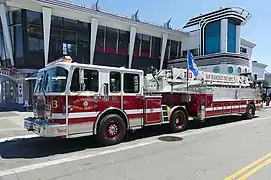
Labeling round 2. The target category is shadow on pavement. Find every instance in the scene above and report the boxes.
[0,115,256,159]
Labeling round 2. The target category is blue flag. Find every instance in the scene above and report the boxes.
[187,51,199,77]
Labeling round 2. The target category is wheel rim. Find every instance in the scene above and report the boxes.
[175,113,184,127]
[249,108,253,115]
[105,121,120,138]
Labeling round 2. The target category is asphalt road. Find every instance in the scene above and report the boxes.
[1,109,271,180]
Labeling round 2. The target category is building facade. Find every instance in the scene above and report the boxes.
[0,0,188,109]
[0,1,264,110]
[168,7,255,72]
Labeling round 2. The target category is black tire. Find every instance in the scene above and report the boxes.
[97,114,126,146]
[169,109,188,133]
[244,104,255,119]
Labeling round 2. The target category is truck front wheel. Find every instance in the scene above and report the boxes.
[169,109,188,133]
[97,114,126,146]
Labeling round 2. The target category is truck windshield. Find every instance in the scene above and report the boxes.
[34,67,68,93]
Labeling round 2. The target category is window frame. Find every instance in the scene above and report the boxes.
[70,67,100,93]
[109,71,121,94]
[123,73,140,94]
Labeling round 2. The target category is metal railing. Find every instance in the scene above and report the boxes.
[56,0,183,32]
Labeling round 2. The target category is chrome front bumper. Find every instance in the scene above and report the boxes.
[24,117,67,137]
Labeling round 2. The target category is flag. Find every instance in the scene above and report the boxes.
[187,50,199,77]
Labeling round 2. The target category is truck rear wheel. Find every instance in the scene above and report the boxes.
[244,104,255,119]
[169,109,188,133]
[97,114,126,146]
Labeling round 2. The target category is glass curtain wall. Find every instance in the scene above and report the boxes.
[0,9,23,105]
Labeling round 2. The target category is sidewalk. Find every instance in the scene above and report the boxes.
[262,104,271,109]
[0,111,34,139]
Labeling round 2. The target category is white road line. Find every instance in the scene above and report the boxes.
[0,134,39,143]
[0,141,154,177]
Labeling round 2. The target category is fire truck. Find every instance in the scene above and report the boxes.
[24,56,262,145]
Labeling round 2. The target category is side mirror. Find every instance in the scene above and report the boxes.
[79,68,86,91]
[103,83,109,101]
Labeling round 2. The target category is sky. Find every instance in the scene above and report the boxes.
[80,0,271,70]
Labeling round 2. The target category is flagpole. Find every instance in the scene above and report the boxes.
[186,50,189,91]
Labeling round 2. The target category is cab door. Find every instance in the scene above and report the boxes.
[108,71,121,109]
[122,72,144,128]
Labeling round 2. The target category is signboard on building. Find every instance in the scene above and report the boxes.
[18,83,23,104]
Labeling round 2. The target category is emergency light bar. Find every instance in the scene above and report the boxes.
[46,56,73,66]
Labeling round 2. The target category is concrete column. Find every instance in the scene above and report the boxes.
[0,34,5,59]
[0,3,14,66]
[249,58,253,73]
[236,25,241,53]
[90,18,98,65]
[220,19,228,53]
[128,26,136,69]
[42,7,52,66]
[160,33,168,70]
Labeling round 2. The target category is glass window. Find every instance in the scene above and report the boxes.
[62,30,76,43]
[165,40,170,59]
[204,20,221,54]
[11,25,23,58]
[41,67,68,93]
[96,25,105,52]
[228,66,234,74]
[63,18,78,31]
[213,66,220,73]
[190,49,198,56]
[51,15,62,29]
[77,22,90,64]
[84,69,99,92]
[170,40,178,59]
[27,10,42,25]
[110,71,121,93]
[50,29,62,40]
[227,22,236,53]
[244,68,248,73]
[182,50,187,57]
[28,36,44,52]
[70,68,99,92]
[141,34,151,57]
[237,67,242,73]
[105,27,118,54]
[133,33,141,56]
[240,47,247,53]
[151,36,161,59]
[124,73,139,93]
[62,31,76,57]
[34,71,45,93]
[27,25,43,36]
[62,43,76,57]
[118,30,129,55]
[49,39,62,62]
[62,43,72,55]
[9,10,22,25]
[78,21,90,41]
[178,41,182,58]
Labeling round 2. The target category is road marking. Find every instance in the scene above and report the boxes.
[0,116,270,177]
[224,152,271,180]
[237,158,271,180]
[0,134,39,143]
[0,141,154,177]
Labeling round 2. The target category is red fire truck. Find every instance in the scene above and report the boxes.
[24,56,262,145]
